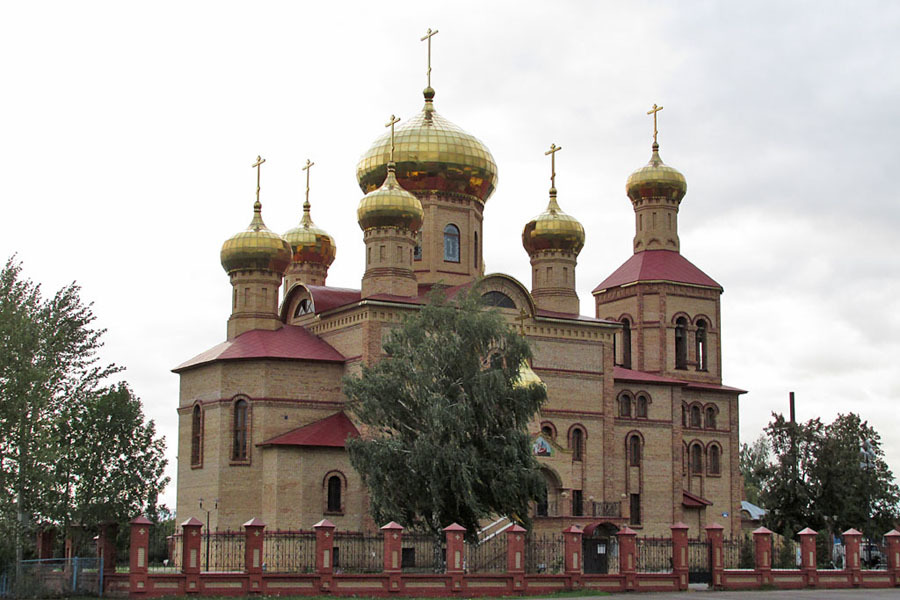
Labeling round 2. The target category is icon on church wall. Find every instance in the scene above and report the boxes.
[532,436,552,457]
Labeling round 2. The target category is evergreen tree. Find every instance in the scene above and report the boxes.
[345,290,547,542]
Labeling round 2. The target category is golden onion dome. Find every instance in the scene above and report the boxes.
[283,200,336,267]
[514,359,544,390]
[356,87,498,203]
[626,142,687,202]
[221,200,292,275]
[357,162,424,231]
[522,189,586,255]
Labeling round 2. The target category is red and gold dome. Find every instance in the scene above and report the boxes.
[221,201,292,275]
[626,142,687,202]
[522,189,585,256]
[283,201,336,267]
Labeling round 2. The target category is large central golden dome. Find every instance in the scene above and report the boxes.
[356,88,498,203]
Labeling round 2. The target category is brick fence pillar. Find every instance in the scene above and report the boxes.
[98,522,118,574]
[181,517,203,594]
[314,518,336,595]
[705,523,724,589]
[563,525,583,590]
[617,526,637,591]
[885,529,900,585]
[798,527,817,587]
[129,516,152,595]
[753,527,773,585]
[381,521,403,573]
[671,522,689,591]
[444,523,466,594]
[36,527,56,560]
[507,524,526,594]
[244,517,265,593]
[843,528,862,586]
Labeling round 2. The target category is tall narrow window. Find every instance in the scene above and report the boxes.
[708,445,721,475]
[232,399,249,461]
[327,475,342,512]
[690,443,703,473]
[690,405,702,428]
[629,435,641,466]
[696,319,708,371]
[191,405,202,467]
[705,406,717,429]
[636,394,649,418]
[443,224,460,262]
[630,493,641,525]
[572,490,584,516]
[675,317,688,369]
[473,231,479,268]
[571,428,584,461]
[619,394,632,418]
[414,231,422,261]
[541,424,555,440]
[621,318,632,369]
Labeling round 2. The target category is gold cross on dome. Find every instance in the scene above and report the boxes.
[252,155,266,202]
[647,104,663,144]
[420,28,439,88]
[385,114,401,162]
[302,159,315,206]
[545,143,562,189]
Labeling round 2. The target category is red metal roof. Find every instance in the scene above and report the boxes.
[306,286,362,313]
[613,367,746,394]
[682,489,713,507]
[173,325,345,372]
[592,250,721,292]
[259,412,360,448]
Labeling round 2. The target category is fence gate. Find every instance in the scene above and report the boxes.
[583,537,610,574]
[687,539,711,584]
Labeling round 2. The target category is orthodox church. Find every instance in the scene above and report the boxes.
[174,38,745,545]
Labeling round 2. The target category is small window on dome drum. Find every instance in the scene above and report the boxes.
[443,224,460,262]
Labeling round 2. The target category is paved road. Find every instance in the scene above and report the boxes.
[588,589,899,599]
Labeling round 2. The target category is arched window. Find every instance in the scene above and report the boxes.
[571,428,584,461]
[327,475,342,512]
[629,435,642,467]
[293,298,312,317]
[540,423,555,440]
[481,291,516,308]
[695,319,708,371]
[705,405,717,429]
[636,394,649,418]
[191,404,202,467]
[473,231,479,268]
[708,444,721,475]
[682,404,687,427]
[675,317,688,369]
[619,393,632,418]
[621,318,632,369]
[690,443,703,473]
[232,399,249,462]
[690,404,702,428]
[443,224,460,262]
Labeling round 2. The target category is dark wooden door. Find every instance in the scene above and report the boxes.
[583,538,609,574]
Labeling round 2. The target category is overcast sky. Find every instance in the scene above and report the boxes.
[2,1,898,511]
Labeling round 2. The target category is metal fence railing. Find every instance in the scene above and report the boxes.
[466,534,507,573]
[0,558,102,598]
[524,533,565,574]
[263,530,316,573]
[334,532,383,573]
[400,533,445,573]
[636,537,672,573]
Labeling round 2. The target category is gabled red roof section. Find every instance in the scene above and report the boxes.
[259,412,360,448]
[682,489,713,507]
[173,325,345,372]
[306,286,362,313]
[593,250,721,293]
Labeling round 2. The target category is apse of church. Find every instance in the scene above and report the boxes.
[174,30,744,540]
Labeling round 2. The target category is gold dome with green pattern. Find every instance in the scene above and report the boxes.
[221,201,292,275]
[283,201,336,267]
[626,142,687,202]
[357,163,425,231]
[356,88,498,203]
[522,189,585,255]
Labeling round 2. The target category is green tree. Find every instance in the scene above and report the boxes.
[740,434,770,506]
[0,257,168,563]
[344,290,547,542]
